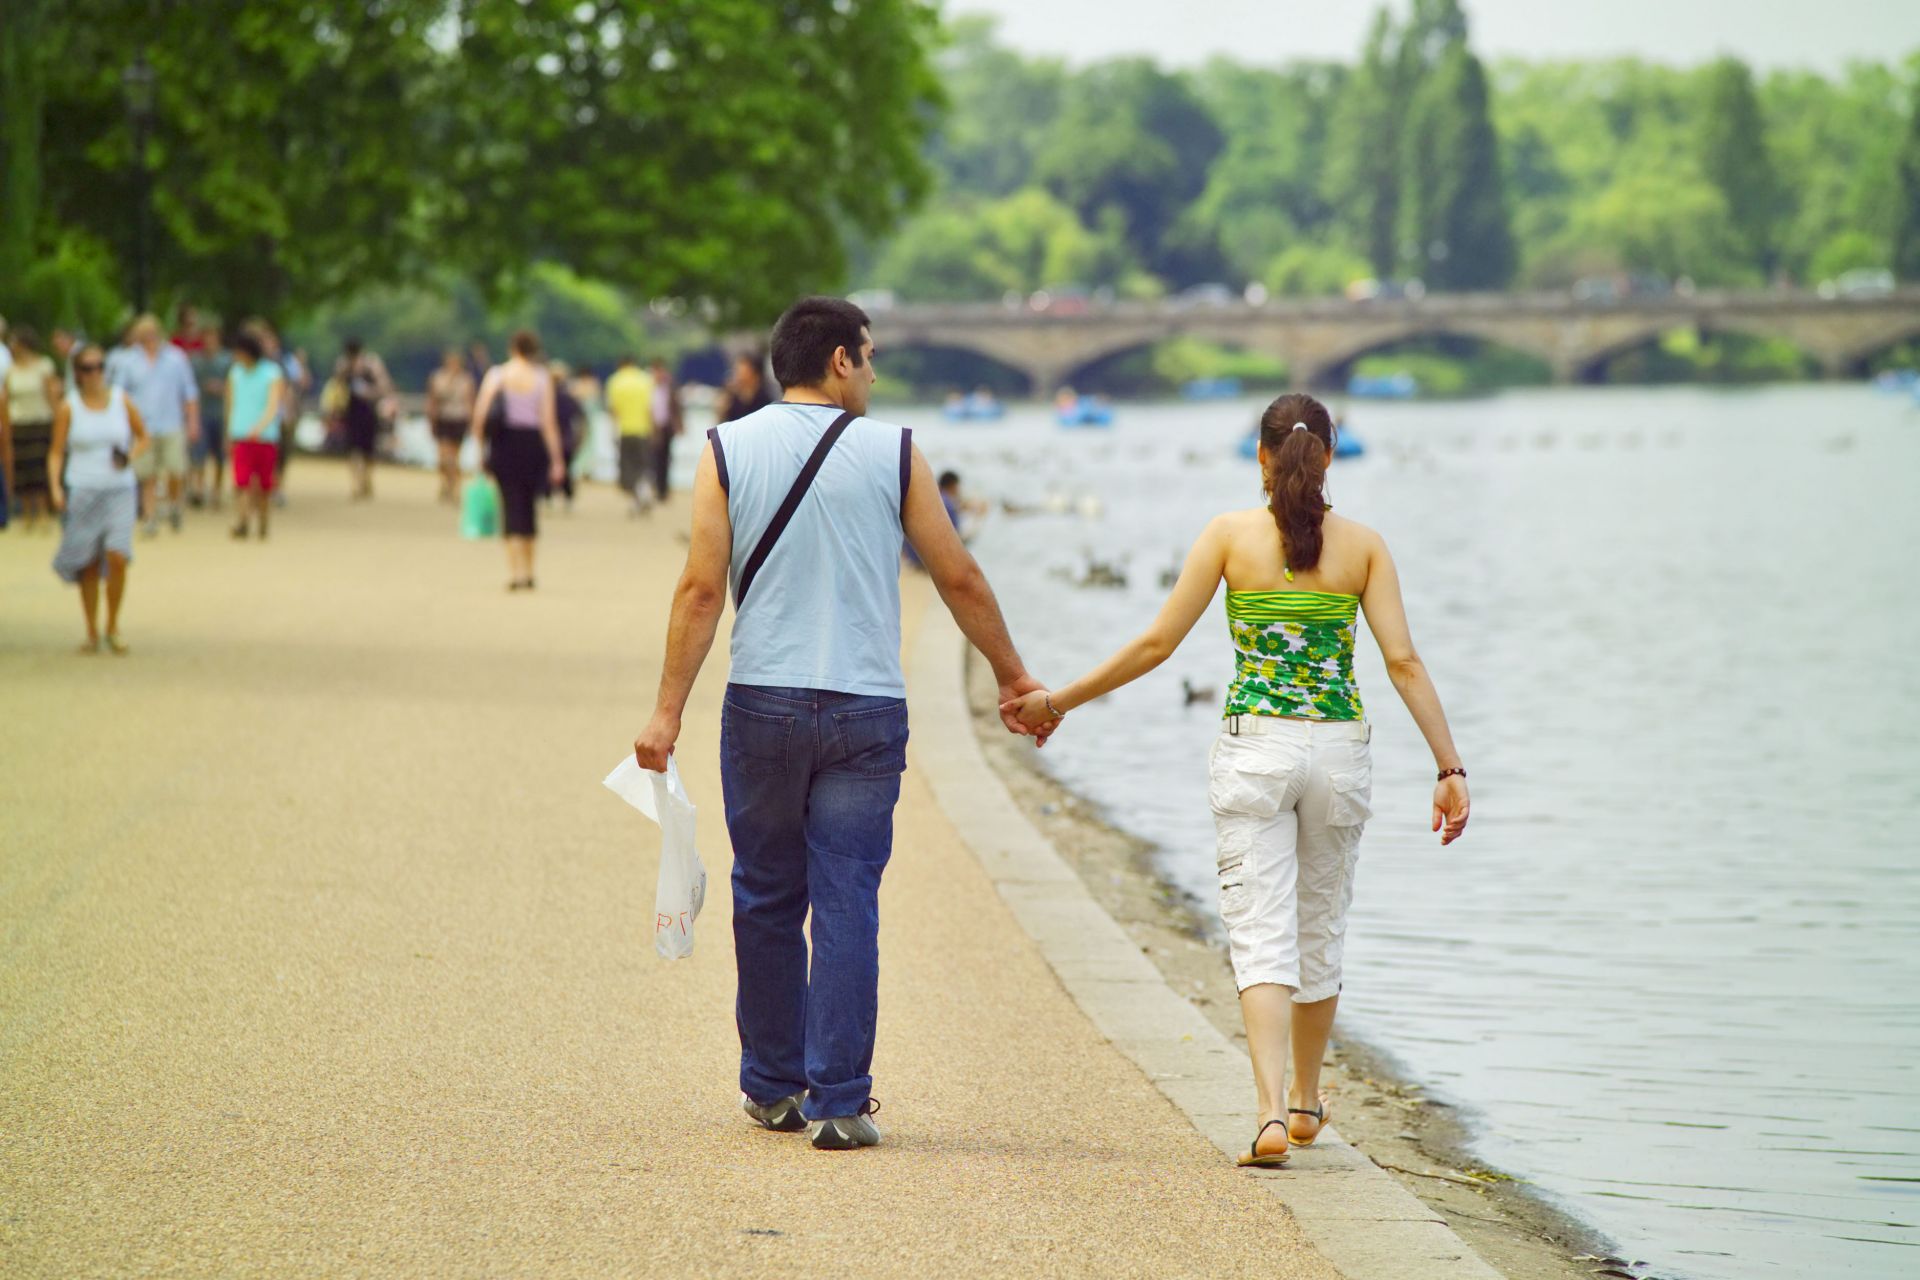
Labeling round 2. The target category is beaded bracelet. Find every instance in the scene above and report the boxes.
[1045,693,1065,720]
[1437,767,1467,782]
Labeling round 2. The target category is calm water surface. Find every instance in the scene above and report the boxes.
[899,385,1920,1280]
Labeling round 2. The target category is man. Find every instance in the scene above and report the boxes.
[187,328,232,509]
[632,297,1049,1151]
[605,354,655,514]
[648,356,684,500]
[112,314,200,535]
[0,315,12,381]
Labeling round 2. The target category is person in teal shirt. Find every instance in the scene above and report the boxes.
[225,332,284,540]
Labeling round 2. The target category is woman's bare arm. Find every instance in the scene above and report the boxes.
[1014,517,1230,721]
[1359,531,1470,843]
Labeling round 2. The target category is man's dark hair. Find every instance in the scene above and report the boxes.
[770,296,870,389]
[938,470,961,490]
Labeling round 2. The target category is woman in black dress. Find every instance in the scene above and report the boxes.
[468,330,565,591]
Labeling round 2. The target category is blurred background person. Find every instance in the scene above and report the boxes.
[469,330,565,591]
[48,344,148,654]
[225,331,284,541]
[426,347,476,503]
[549,359,584,512]
[112,314,199,536]
[605,353,655,515]
[186,328,231,510]
[716,351,771,422]
[648,355,683,501]
[3,325,65,533]
[332,337,392,500]
[250,321,306,508]
[171,304,208,353]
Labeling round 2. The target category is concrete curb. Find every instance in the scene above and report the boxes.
[908,606,1502,1280]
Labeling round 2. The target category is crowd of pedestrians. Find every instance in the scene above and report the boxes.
[2,298,698,644]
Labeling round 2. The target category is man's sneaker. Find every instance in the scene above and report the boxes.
[741,1091,808,1133]
[809,1098,882,1150]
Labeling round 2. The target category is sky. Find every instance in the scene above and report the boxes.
[945,0,1920,74]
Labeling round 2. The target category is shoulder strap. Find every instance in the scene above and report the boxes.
[734,409,856,609]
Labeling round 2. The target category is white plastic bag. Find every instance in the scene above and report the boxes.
[603,754,707,959]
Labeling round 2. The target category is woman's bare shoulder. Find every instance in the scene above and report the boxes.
[1325,510,1384,549]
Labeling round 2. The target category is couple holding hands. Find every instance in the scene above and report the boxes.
[633,296,1468,1161]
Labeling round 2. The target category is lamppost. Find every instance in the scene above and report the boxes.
[122,53,156,314]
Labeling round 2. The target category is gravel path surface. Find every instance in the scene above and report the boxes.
[1,461,1338,1279]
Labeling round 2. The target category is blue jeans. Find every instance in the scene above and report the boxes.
[720,683,909,1121]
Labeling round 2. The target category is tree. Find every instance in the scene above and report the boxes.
[924,17,1063,198]
[11,0,942,328]
[1896,80,1920,280]
[1398,47,1515,289]
[1327,9,1404,277]
[1034,59,1223,284]
[1698,57,1784,276]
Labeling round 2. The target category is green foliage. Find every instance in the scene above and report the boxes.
[1399,47,1515,288]
[1698,58,1784,272]
[1898,82,1920,279]
[869,189,1134,300]
[7,0,941,330]
[1264,244,1372,298]
[1034,60,1224,280]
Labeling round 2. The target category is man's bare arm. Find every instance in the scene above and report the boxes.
[634,442,732,769]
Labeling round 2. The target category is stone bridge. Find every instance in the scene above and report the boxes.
[876,288,1920,391]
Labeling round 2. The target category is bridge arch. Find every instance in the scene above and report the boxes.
[1295,324,1557,389]
[1570,320,1827,383]
[879,338,1038,397]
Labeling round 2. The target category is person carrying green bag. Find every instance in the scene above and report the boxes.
[460,473,499,539]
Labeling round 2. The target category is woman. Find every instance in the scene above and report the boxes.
[1006,393,1471,1169]
[47,345,149,654]
[468,330,565,590]
[332,337,391,500]
[3,326,66,532]
[716,352,772,422]
[225,331,285,540]
[425,347,476,503]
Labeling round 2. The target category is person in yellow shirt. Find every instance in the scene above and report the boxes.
[605,354,655,515]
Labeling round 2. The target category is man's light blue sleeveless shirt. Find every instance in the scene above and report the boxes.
[712,402,911,698]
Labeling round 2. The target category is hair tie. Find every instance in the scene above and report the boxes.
[1292,422,1309,432]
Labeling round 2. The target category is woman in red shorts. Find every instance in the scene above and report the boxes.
[226,331,285,540]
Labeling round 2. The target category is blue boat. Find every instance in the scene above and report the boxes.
[1182,376,1243,400]
[1873,369,1918,395]
[1347,372,1418,399]
[1056,396,1115,428]
[942,391,1006,421]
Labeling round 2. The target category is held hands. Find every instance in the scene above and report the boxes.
[1432,775,1470,845]
[633,710,680,773]
[549,458,567,487]
[998,678,1064,746]
[1006,689,1057,731]
[997,675,1061,747]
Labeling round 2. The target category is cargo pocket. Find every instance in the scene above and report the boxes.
[1326,768,1373,827]
[1207,737,1291,820]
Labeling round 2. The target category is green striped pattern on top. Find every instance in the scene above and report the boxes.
[1221,590,1364,722]
[1225,590,1359,624]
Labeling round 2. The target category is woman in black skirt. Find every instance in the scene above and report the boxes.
[468,330,565,590]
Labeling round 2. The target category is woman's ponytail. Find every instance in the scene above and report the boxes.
[1258,392,1335,574]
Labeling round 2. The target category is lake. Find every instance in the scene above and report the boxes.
[897,384,1920,1280]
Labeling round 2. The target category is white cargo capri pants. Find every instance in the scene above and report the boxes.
[1208,715,1372,1002]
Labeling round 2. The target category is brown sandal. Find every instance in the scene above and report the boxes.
[1235,1118,1290,1168]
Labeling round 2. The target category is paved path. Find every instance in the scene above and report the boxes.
[1,462,1338,1278]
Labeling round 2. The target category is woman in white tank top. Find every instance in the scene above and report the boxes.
[47,345,149,654]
